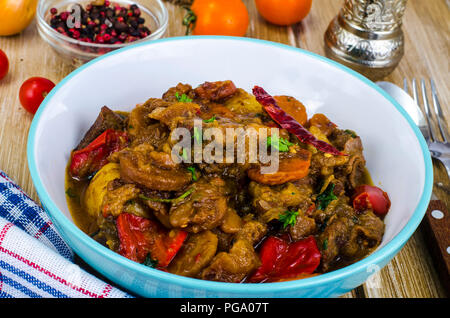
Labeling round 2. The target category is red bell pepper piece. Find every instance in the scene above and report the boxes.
[252,86,345,156]
[69,129,128,178]
[116,213,187,268]
[352,185,391,216]
[249,236,321,283]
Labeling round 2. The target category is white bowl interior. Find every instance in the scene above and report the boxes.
[31,38,425,251]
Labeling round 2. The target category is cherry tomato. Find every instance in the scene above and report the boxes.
[116,213,187,267]
[19,77,55,114]
[189,0,249,36]
[352,185,391,216]
[255,0,312,26]
[0,49,9,80]
[249,236,321,283]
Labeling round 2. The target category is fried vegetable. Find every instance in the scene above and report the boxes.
[168,230,218,277]
[84,163,121,217]
[247,150,312,185]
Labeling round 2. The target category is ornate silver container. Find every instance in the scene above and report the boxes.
[324,0,408,81]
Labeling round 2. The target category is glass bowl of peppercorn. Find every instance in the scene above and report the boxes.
[37,0,168,64]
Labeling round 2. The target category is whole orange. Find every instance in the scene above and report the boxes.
[190,0,249,36]
[255,0,312,26]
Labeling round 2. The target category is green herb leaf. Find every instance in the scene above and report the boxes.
[175,92,193,103]
[143,253,158,268]
[316,183,338,210]
[65,188,77,198]
[181,148,188,161]
[344,129,357,138]
[279,210,299,229]
[267,135,293,152]
[187,166,198,181]
[139,188,194,204]
[322,239,328,250]
[193,127,202,144]
[203,115,216,123]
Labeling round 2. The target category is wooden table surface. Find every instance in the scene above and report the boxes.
[0,0,448,298]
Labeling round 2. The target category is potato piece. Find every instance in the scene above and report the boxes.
[220,208,242,234]
[84,163,120,217]
[224,88,263,115]
[168,231,218,277]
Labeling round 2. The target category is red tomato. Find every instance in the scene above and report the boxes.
[249,236,321,283]
[255,0,312,26]
[19,77,55,114]
[0,49,9,80]
[116,213,187,267]
[352,185,391,216]
[70,129,128,179]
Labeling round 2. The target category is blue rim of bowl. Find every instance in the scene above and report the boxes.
[27,36,433,295]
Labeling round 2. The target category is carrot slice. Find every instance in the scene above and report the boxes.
[248,149,311,185]
[274,95,307,126]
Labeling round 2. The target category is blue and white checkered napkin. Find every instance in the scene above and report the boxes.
[0,170,132,298]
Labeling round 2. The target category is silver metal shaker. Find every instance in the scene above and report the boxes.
[324,0,408,81]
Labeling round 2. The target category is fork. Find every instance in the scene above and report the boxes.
[403,78,450,178]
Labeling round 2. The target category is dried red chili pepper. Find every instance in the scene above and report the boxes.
[116,213,188,267]
[69,129,128,178]
[249,235,321,283]
[252,86,345,156]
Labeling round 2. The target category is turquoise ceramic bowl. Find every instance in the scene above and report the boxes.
[27,37,433,297]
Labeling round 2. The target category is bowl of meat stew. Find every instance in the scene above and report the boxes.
[27,37,433,297]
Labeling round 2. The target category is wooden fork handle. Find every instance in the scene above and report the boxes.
[421,200,450,293]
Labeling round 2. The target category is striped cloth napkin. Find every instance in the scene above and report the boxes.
[0,170,132,298]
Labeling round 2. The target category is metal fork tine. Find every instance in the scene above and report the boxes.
[403,78,408,93]
[430,79,449,142]
[419,78,436,141]
[412,78,419,104]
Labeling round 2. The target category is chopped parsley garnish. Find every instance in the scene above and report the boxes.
[267,135,293,152]
[143,253,158,268]
[344,129,357,138]
[187,166,198,181]
[175,92,193,103]
[203,115,216,123]
[181,148,189,161]
[322,239,328,250]
[139,188,194,204]
[65,188,77,198]
[279,210,299,229]
[193,127,202,144]
[316,183,337,210]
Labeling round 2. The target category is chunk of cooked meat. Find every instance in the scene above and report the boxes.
[101,183,141,217]
[318,216,352,272]
[149,102,200,130]
[249,181,313,215]
[75,106,125,150]
[168,230,218,277]
[220,208,243,234]
[200,239,260,283]
[127,99,170,148]
[169,177,229,233]
[234,219,267,245]
[289,212,316,241]
[317,202,384,271]
[162,83,194,102]
[341,211,384,259]
[194,80,237,102]
[119,144,192,191]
